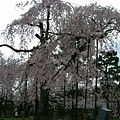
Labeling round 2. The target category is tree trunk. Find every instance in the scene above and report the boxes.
[34,79,39,120]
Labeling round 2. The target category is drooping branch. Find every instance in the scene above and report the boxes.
[51,39,88,81]
[0,44,38,52]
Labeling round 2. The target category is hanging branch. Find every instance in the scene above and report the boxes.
[84,37,90,113]
[51,37,89,81]
[94,39,99,120]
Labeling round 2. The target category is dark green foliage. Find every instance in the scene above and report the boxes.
[98,50,120,82]
[97,50,120,108]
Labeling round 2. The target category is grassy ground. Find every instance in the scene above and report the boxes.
[0,118,33,120]
[0,117,119,120]
[112,118,119,120]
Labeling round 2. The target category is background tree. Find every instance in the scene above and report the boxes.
[0,53,24,116]
[97,50,120,116]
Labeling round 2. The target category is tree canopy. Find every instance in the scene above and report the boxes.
[0,0,120,119]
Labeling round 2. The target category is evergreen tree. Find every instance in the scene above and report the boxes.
[97,50,120,108]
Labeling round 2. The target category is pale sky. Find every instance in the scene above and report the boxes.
[0,0,120,31]
[0,0,120,57]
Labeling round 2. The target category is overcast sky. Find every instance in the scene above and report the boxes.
[0,0,120,57]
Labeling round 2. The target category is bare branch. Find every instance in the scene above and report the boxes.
[51,67,63,81]
[45,5,50,40]
[48,31,77,37]
[0,44,38,52]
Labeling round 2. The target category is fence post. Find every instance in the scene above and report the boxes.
[83,113,87,120]
[21,111,24,120]
[53,110,58,120]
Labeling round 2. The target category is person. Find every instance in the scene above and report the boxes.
[14,108,18,117]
